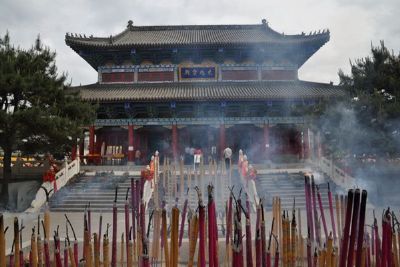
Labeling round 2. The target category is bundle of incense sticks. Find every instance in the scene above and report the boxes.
[5,169,400,266]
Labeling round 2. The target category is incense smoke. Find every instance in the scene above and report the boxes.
[317,102,400,209]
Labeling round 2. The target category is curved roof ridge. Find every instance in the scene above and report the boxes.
[73,79,338,90]
[65,20,330,43]
[70,80,344,102]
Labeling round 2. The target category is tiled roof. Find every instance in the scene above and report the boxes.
[65,22,330,48]
[71,81,344,102]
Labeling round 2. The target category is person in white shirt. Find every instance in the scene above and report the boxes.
[223,146,232,170]
[211,145,217,162]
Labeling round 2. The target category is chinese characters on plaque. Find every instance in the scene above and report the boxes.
[180,66,216,80]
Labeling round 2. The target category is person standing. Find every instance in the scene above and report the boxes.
[135,149,141,165]
[241,155,248,178]
[223,146,232,170]
[194,148,202,170]
[246,164,257,186]
[238,149,244,168]
[211,145,217,163]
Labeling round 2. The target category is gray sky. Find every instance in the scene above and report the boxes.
[1,0,399,86]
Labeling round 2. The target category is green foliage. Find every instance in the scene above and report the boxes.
[0,32,96,203]
[0,32,95,155]
[321,41,400,157]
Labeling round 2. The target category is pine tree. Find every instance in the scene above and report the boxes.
[0,33,95,207]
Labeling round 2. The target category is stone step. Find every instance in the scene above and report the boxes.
[49,172,335,213]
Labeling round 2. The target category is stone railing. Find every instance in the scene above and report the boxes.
[316,156,356,189]
[25,158,80,213]
[0,158,50,180]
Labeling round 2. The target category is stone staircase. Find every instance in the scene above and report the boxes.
[48,174,137,212]
[256,172,335,210]
[48,171,336,213]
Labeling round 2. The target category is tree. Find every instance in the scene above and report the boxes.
[322,41,400,157]
[0,33,96,207]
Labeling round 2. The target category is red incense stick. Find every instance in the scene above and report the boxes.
[245,195,253,267]
[179,189,189,247]
[327,183,337,242]
[316,185,328,239]
[111,187,118,267]
[125,188,130,258]
[347,189,361,267]
[196,187,206,267]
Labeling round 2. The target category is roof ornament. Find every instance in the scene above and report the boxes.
[127,20,134,30]
[109,35,113,44]
[261,18,268,25]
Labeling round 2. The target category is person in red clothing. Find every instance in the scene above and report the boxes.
[43,166,56,183]
[247,165,257,186]
[238,149,244,169]
[241,155,248,178]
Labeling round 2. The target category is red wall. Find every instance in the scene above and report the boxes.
[102,72,134,83]
[138,72,174,82]
[221,70,258,80]
[261,70,297,80]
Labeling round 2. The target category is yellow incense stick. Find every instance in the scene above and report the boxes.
[31,230,38,267]
[120,234,124,267]
[103,235,110,267]
[326,233,333,267]
[37,234,43,267]
[127,240,133,267]
[44,208,50,241]
[188,215,199,267]
[68,244,77,267]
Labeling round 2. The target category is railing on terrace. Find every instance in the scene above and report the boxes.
[25,158,80,212]
[316,156,356,189]
[0,158,50,181]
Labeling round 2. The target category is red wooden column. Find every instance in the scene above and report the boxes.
[263,123,270,160]
[303,127,310,159]
[71,142,77,160]
[89,125,95,155]
[79,140,84,162]
[219,124,226,158]
[128,125,135,163]
[172,124,178,160]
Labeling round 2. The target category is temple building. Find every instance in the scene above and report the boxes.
[66,19,344,164]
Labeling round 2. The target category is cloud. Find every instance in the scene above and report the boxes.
[1,0,399,86]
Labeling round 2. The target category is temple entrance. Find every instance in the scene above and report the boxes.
[269,125,302,162]
[179,125,218,164]
[180,125,217,148]
[136,126,171,162]
[226,124,263,163]
[96,126,128,156]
